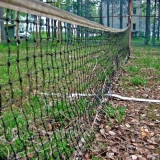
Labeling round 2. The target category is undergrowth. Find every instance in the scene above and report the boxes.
[105,103,126,125]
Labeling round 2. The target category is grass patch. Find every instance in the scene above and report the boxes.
[0,96,95,159]
[92,155,101,160]
[128,66,140,74]
[0,29,129,158]
[105,103,126,125]
[132,76,147,86]
[119,44,160,89]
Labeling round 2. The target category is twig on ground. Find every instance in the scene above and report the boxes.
[91,110,99,131]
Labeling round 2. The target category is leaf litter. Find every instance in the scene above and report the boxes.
[85,47,160,160]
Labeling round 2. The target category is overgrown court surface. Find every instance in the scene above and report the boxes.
[86,45,160,160]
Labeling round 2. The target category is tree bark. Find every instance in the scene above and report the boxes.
[100,0,103,25]
[85,0,89,37]
[16,12,20,40]
[120,0,123,29]
[54,20,57,39]
[152,0,156,46]
[0,7,5,41]
[144,0,150,45]
[157,0,160,40]
[80,0,84,38]
[46,18,50,39]
[107,0,110,27]
[77,0,80,38]
[58,0,61,43]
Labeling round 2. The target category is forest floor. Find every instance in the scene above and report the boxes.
[85,45,160,160]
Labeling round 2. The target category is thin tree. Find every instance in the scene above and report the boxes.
[157,0,160,40]
[100,0,103,25]
[16,11,20,40]
[0,7,5,41]
[120,0,123,29]
[77,0,81,38]
[81,0,85,38]
[107,0,110,27]
[144,0,151,45]
[57,0,61,43]
[66,0,72,45]
[152,0,156,46]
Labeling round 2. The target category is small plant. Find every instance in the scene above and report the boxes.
[132,76,147,86]
[92,155,101,160]
[105,103,126,125]
[128,66,140,74]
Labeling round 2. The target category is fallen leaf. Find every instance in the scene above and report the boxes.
[125,123,131,128]
[111,147,117,153]
[105,125,111,132]
[48,123,52,131]
[147,145,155,149]
[140,126,150,139]
[147,139,157,145]
[95,133,101,138]
[131,118,138,123]
[100,128,105,135]
[132,155,137,160]
[99,124,104,129]
[106,152,114,159]
[132,143,141,147]
[137,155,146,160]
[85,153,90,159]
[147,122,155,126]
[108,131,116,136]
[106,140,117,146]
[131,139,136,142]
[96,137,103,141]
[150,132,155,136]
[147,155,156,159]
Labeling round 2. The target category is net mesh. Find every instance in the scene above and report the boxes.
[0,1,129,159]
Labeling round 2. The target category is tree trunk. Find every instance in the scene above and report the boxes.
[100,0,103,25]
[120,0,123,29]
[77,0,80,38]
[16,11,20,40]
[54,20,57,39]
[157,0,160,40]
[46,0,50,39]
[81,0,84,38]
[58,0,61,43]
[144,0,150,45]
[107,0,110,27]
[46,18,50,39]
[34,15,38,47]
[66,0,72,45]
[85,0,89,37]
[152,0,156,46]
[0,7,5,41]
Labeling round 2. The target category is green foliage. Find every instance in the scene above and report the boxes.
[128,66,140,74]
[92,155,101,160]
[105,103,126,125]
[0,95,95,159]
[132,76,147,86]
